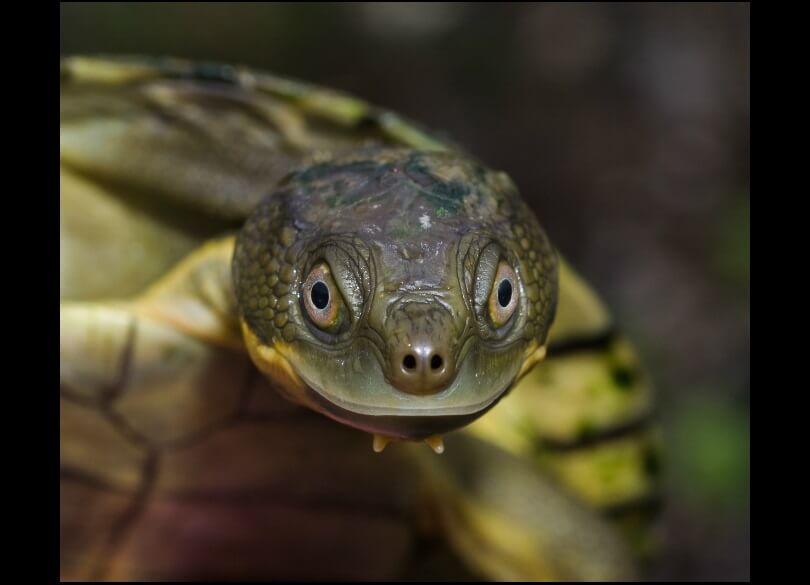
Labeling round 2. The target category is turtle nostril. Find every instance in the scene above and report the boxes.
[403,354,417,370]
[390,346,454,395]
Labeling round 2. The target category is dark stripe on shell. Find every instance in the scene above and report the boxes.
[547,327,617,357]
[535,413,653,453]
[601,493,664,519]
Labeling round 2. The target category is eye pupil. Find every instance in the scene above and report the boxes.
[311,281,329,309]
[497,279,512,308]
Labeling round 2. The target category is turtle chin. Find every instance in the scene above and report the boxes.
[284,336,527,441]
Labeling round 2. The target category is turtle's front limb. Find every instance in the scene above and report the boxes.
[60,304,251,580]
[60,243,426,579]
[407,434,638,581]
[60,296,417,581]
[61,234,243,405]
[60,234,251,435]
[60,235,249,579]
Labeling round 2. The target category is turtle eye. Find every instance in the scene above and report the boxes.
[488,261,519,328]
[303,263,344,331]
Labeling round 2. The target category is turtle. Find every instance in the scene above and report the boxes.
[60,55,662,581]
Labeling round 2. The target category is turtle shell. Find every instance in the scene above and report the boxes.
[61,55,465,580]
[60,55,452,301]
[60,56,658,580]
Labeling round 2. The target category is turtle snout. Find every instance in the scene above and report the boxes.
[391,340,455,395]
[385,302,459,396]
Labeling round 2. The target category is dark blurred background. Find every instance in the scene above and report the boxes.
[61,3,750,580]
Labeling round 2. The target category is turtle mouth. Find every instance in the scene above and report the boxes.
[298,375,508,440]
[241,320,526,440]
[288,341,522,440]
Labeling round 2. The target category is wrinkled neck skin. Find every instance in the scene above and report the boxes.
[234,147,558,444]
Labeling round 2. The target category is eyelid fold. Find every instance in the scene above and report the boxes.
[301,238,374,327]
[471,242,502,309]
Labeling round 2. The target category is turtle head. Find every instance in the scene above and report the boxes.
[233,148,558,445]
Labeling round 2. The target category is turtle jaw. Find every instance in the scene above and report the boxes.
[241,319,547,447]
[297,340,549,442]
[277,336,527,432]
[297,375,508,441]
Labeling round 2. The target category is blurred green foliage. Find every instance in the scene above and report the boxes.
[713,196,751,289]
[669,395,749,510]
